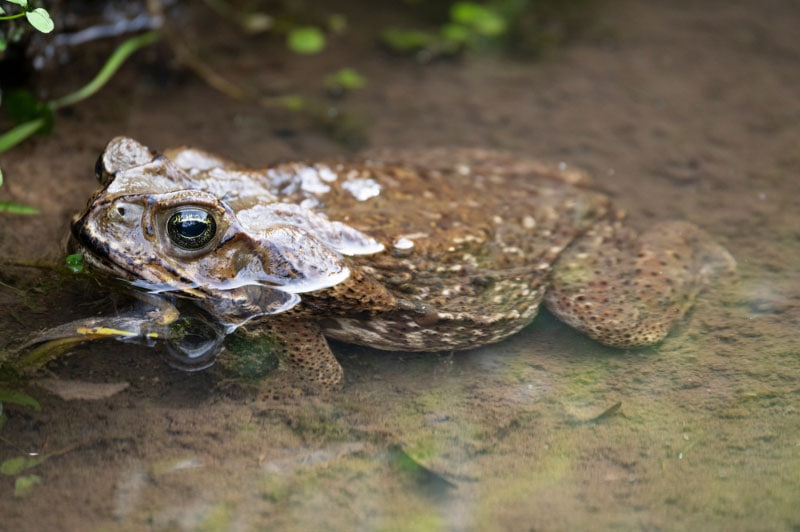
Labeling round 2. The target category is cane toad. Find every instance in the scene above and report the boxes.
[68,137,735,390]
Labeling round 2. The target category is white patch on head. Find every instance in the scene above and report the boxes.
[170,149,229,171]
[392,233,425,254]
[317,166,338,182]
[298,166,331,194]
[342,178,381,201]
[393,237,414,250]
[272,267,351,295]
[203,168,277,202]
[299,197,319,209]
[236,202,384,256]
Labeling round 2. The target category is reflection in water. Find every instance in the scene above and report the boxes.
[162,315,226,371]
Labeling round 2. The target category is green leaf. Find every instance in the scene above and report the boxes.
[0,388,40,410]
[441,22,471,44]
[25,8,54,34]
[0,119,49,154]
[381,28,437,52]
[65,253,85,273]
[14,474,42,497]
[278,94,306,112]
[0,201,39,214]
[325,68,366,91]
[4,89,43,123]
[0,457,27,476]
[5,0,28,8]
[1,455,45,476]
[451,2,507,37]
[287,27,325,54]
[2,90,55,141]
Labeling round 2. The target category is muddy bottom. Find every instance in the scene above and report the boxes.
[1,0,799,530]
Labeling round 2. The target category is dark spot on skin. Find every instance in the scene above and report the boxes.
[415,311,440,327]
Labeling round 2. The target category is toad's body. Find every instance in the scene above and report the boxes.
[70,138,735,389]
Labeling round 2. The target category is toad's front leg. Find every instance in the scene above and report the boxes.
[220,318,344,399]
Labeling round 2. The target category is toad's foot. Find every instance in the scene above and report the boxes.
[221,318,344,399]
[545,220,736,347]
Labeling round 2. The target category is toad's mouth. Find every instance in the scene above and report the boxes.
[67,233,142,286]
[68,211,170,290]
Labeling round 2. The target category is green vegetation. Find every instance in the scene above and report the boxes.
[13,474,41,497]
[325,68,367,95]
[0,386,40,411]
[0,28,160,214]
[0,31,160,154]
[64,254,84,274]
[1,454,47,476]
[0,383,44,496]
[0,0,53,51]
[382,0,599,61]
[382,1,512,58]
[287,26,326,54]
[0,1,54,213]
[0,169,37,213]
[0,434,77,497]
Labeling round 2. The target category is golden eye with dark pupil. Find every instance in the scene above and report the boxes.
[167,208,216,250]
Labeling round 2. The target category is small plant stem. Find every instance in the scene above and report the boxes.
[0,13,26,22]
[162,29,252,101]
[0,259,60,270]
[50,31,161,110]
[0,118,45,153]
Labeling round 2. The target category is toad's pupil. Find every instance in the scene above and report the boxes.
[179,216,206,237]
[168,208,216,249]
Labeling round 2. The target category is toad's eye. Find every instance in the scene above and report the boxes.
[167,208,217,250]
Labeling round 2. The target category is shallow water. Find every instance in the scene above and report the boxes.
[1,0,799,530]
